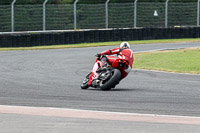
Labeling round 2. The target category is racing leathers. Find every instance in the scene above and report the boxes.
[100,47,134,80]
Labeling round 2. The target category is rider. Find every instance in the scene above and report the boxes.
[96,42,134,81]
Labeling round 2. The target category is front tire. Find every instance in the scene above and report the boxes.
[81,73,90,89]
[100,69,121,91]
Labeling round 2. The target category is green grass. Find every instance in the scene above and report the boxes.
[134,48,200,74]
[1,38,200,51]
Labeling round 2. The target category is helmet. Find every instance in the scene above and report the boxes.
[120,42,130,49]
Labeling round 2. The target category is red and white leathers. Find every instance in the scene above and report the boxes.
[100,47,134,80]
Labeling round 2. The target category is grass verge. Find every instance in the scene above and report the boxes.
[0,38,200,51]
[133,47,200,74]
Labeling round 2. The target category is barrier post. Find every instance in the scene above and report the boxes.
[11,0,17,32]
[105,0,110,28]
[74,0,79,30]
[43,0,48,31]
[165,0,170,28]
[134,0,138,28]
[197,0,200,26]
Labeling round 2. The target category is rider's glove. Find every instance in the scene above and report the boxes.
[95,53,101,57]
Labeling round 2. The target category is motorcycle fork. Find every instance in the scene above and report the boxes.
[88,72,94,86]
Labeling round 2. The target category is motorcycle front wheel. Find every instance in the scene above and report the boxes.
[99,69,121,91]
[80,73,91,89]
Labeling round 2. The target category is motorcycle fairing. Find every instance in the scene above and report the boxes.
[88,61,100,86]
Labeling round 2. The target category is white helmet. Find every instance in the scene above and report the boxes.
[120,42,130,49]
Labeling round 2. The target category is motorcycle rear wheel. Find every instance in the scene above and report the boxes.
[100,69,121,91]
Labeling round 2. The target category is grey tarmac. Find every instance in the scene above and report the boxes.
[0,42,200,132]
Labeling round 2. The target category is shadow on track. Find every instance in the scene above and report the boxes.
[82,88,136,91]
[111,88,135,91]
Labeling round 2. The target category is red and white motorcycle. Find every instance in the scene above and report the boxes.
[81,55,129,91]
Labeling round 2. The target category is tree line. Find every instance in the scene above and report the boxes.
[0,0,198,5]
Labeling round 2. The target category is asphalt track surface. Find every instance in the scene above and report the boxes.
[1,42,200,132]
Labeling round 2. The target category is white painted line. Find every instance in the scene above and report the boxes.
[0,105,200,125]
[133,46,200,54]
[133,68,200,76]
[133,48,182,54]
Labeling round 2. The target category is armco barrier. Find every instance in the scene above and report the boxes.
[0,27,200,47]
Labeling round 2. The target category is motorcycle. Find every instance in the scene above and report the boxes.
[80,55,129,91]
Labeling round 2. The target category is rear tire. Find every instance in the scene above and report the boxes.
[100,69,121,91]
